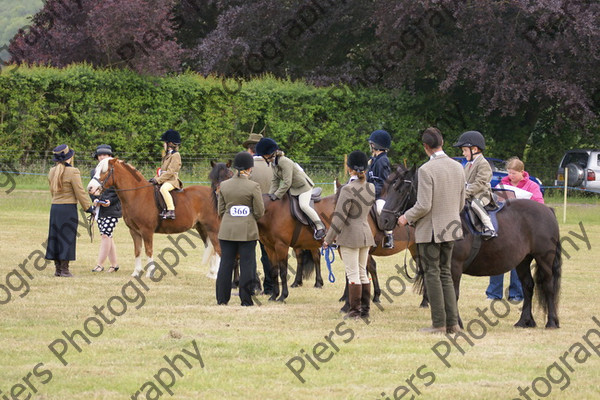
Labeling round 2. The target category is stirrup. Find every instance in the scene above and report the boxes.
[314,229,326,240]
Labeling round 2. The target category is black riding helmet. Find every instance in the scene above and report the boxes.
[368,130,392,150]
[160,129,181,144]
[255,137,278,157]
[93,144,113,160]
[453,130,485,150]
[233,151,254,170]
[347,150,369,172]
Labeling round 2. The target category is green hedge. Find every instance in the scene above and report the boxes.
[0,64,422,172]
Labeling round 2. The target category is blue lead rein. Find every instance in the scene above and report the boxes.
[321,244,338,283]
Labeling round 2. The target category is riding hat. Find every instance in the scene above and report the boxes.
[368,130,392,150]
[347,150,369,172]
[243,133,263,148]
[255,138,278,156]
[52,144,75,162]
[453,130,486,150]
[160,129,181,144]
[93,144,113,160]
[233,151,255,170]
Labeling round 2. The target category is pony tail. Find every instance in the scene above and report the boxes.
[50,163,66,193]
[357,170,366,181]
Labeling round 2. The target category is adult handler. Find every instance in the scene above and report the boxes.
[397,128,465,334]
[243,132,274,294]
[216,152,265,306]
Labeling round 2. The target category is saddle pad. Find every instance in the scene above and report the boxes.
[463,201,506,236]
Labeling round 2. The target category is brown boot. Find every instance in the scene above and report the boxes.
[59,260,73,277]
[360,283,371,319]
[344,284,362,319]
[53,260,61,277]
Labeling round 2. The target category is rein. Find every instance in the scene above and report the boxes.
[321,244,338,283]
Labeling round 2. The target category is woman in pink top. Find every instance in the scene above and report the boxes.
[499,157,544,204]
[486,157,544,301]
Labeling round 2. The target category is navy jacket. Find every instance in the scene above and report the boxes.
[367,152,391,199]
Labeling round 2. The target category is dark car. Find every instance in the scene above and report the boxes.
[453,157,543,190]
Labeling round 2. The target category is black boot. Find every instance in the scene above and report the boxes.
[344,284,362,319]
[54,260,61,277]
[383,233,394,249]
[59,260,73,277]
[360,283,371,319]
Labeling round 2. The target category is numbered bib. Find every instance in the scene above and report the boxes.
[230,205,250,217]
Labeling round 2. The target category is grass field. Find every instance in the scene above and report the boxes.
[1,185,600,400]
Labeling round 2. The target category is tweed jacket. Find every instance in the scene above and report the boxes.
[269,155,314,199]
[218,174,265,241]
[156,150,182,189]
[250,155,273,194]
[465,154,492,206]
[404,153,466,243]
[48,165,92,209]
[324,179,376,248]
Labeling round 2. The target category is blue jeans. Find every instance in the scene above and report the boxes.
[486,269,523,300]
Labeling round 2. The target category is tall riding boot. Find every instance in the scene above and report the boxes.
[59,260,73,277]
[360,283,371,319]
[344,284,362,319]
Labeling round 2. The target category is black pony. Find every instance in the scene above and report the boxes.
[379,166,562,328]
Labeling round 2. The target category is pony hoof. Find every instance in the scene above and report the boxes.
[276,296,286,302]
[373,296,381,304]
[146,271,154,278]
[268,295,277,302]
[514,321,536,328]
[314,284,323,289]
[291,282,301,288]
[131,270,142,277]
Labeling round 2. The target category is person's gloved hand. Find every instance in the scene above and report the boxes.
[85,206,94,214]
[149,178,157,185]
[269,194,279,201]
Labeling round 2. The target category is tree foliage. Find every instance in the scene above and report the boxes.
[5,0,600,163]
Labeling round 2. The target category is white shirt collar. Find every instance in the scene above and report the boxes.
[430,150,445,160]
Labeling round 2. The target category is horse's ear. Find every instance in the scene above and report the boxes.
[210,160,216,167]
[410,164,417,175]
[226,160,232,168]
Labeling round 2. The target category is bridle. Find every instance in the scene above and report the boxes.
[381,177,417,218]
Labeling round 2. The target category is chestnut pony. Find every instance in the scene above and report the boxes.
[379,165,562,328]
[87,157,221,278]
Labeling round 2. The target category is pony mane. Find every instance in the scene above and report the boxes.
[118,160,146,182]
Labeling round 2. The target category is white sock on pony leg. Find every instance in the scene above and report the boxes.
[146,257,156,278]
[132,256,143,277]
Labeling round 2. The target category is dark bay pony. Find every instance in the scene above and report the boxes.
[379,166,562,328]
[87,157,221,278]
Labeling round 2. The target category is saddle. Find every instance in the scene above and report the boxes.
[289,187,322,227]
[463,194,507,237]
[153,185,184,216]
